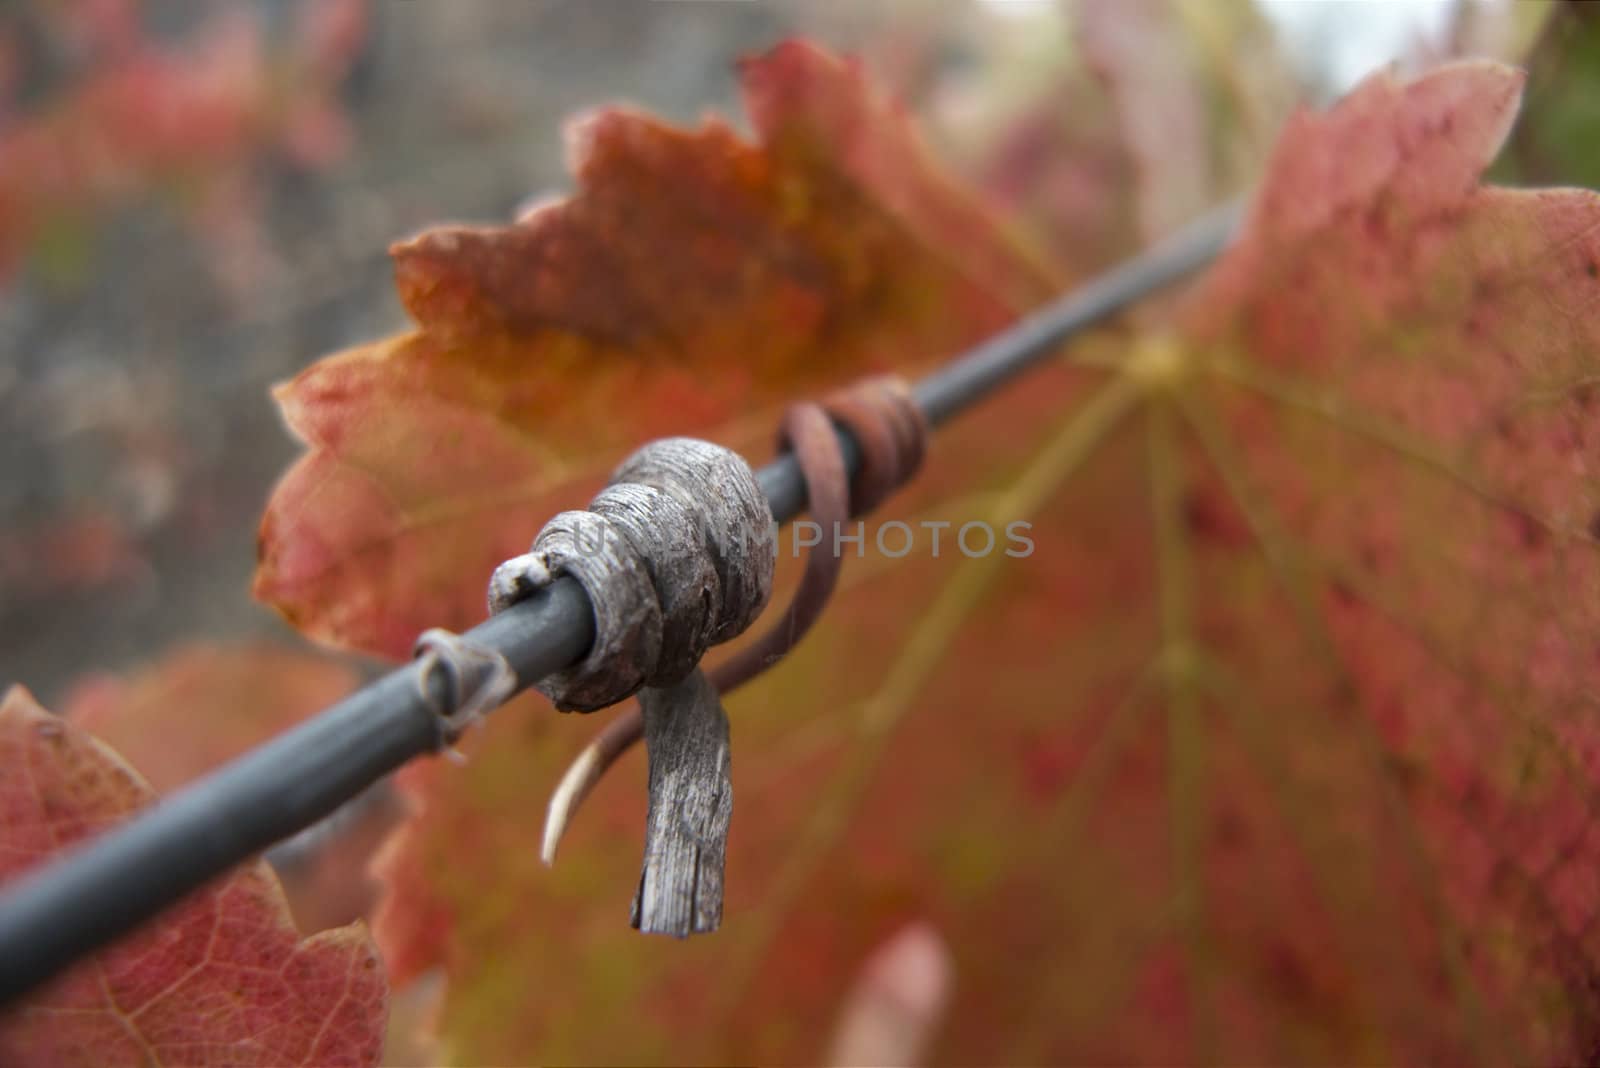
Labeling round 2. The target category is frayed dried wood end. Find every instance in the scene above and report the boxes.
[630,668,731,937]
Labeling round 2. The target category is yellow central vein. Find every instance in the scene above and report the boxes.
[1146,397,1217,1063]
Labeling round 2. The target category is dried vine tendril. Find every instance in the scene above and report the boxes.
[496,376,927,935]
[486,436,775,935]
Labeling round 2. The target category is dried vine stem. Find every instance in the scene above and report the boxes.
[540,377,927,862]
[488,436,776,934]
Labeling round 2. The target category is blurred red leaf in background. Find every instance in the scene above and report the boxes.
[0,687,386,1066]
[0,0,365,284]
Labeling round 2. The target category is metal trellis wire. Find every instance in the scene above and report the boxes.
[0,201,1242,1007]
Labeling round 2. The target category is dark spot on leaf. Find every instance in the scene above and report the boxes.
[1382,752,1422,794]
[1587,508,1600,542]
[1488,858,1519,904]
[1511,511,1545,551]
[1182,488,1249,549]
[1018,734,1072,802]
[1363,203,1388,240]
[1265,941,1317,1008]
[1211,806,1248,850]
[1328,679,1360,720]
[1427,959,1454,997]
[1587,259,1598,280]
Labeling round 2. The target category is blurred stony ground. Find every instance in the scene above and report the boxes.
[0,1,999,701]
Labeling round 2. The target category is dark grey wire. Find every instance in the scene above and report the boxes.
[0,203,1239,1007]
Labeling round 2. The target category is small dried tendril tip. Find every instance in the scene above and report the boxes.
[540,711,642,864]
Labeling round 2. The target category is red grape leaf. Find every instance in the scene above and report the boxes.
[363,58,1600,1064]
[0,687,387,1066]
[254,39,1059,660]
